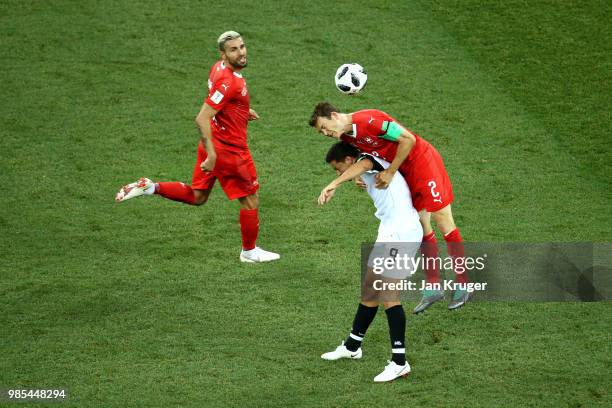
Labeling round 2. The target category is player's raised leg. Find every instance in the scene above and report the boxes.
[155,183,211,205]
[410,146,467,311]
[154,143,216,205]
[413,210,444,314]
[432,204,469,310]
[116,142,215,205]
[116,177,211,205]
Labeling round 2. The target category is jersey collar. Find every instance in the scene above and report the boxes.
[344,123,357,138]
[219,61,243,78]
[232,71,243,78]
[342,124,358,139]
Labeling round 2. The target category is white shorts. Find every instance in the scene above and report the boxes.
[367,223,423,279]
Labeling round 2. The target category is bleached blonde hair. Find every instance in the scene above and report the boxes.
[217,31,242,51]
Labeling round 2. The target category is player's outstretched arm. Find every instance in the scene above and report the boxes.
[195,103,219,172]
[375,127,415,189]
[318,159,373,205]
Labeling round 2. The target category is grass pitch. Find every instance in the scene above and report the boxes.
[1,1,611,407]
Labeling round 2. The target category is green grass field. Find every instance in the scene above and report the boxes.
[1,0,611,406]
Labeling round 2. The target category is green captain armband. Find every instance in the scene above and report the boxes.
[380,121,403,142]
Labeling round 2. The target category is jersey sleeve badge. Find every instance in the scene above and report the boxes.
[211,90,224,104]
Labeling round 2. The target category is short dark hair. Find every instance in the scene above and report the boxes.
[309,102,339,127]
[325,142,360,163]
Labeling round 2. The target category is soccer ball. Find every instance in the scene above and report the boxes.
[335,63,368,95]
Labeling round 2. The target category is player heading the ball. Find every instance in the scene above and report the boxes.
[310,102,469,311]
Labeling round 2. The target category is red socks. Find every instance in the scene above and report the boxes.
[154,185,259,251]
[421,231,439,284]
[421,229,468,284]
[444,228,468,284]
[239,209,259,251]
[156,182,197,205]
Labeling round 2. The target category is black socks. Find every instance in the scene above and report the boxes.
[385,305,406,365]
[344,303,378,352]
[343,303,407,366]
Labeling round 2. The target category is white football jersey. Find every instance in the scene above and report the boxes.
[358,154,422,242]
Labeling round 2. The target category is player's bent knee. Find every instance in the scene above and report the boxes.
[193,190,211,206]
[193,198,208,206]
[239,194,259,210]
[432,205,456,234]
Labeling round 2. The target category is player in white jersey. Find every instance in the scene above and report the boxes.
[317,142,423,383]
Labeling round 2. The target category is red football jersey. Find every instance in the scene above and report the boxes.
[341,109,453,212]
[205,60,250,151]
[340,109,431,164]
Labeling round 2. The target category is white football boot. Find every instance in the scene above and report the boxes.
[321,342,362,361]
[115,178,154,202]
[239,247,280,263]
[373,360,411,382]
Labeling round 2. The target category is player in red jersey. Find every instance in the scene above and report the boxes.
[116,31,279,263]
[309,102,468,311]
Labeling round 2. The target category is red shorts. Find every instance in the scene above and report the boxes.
[400,146,454,212]
[192,142,259,200]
